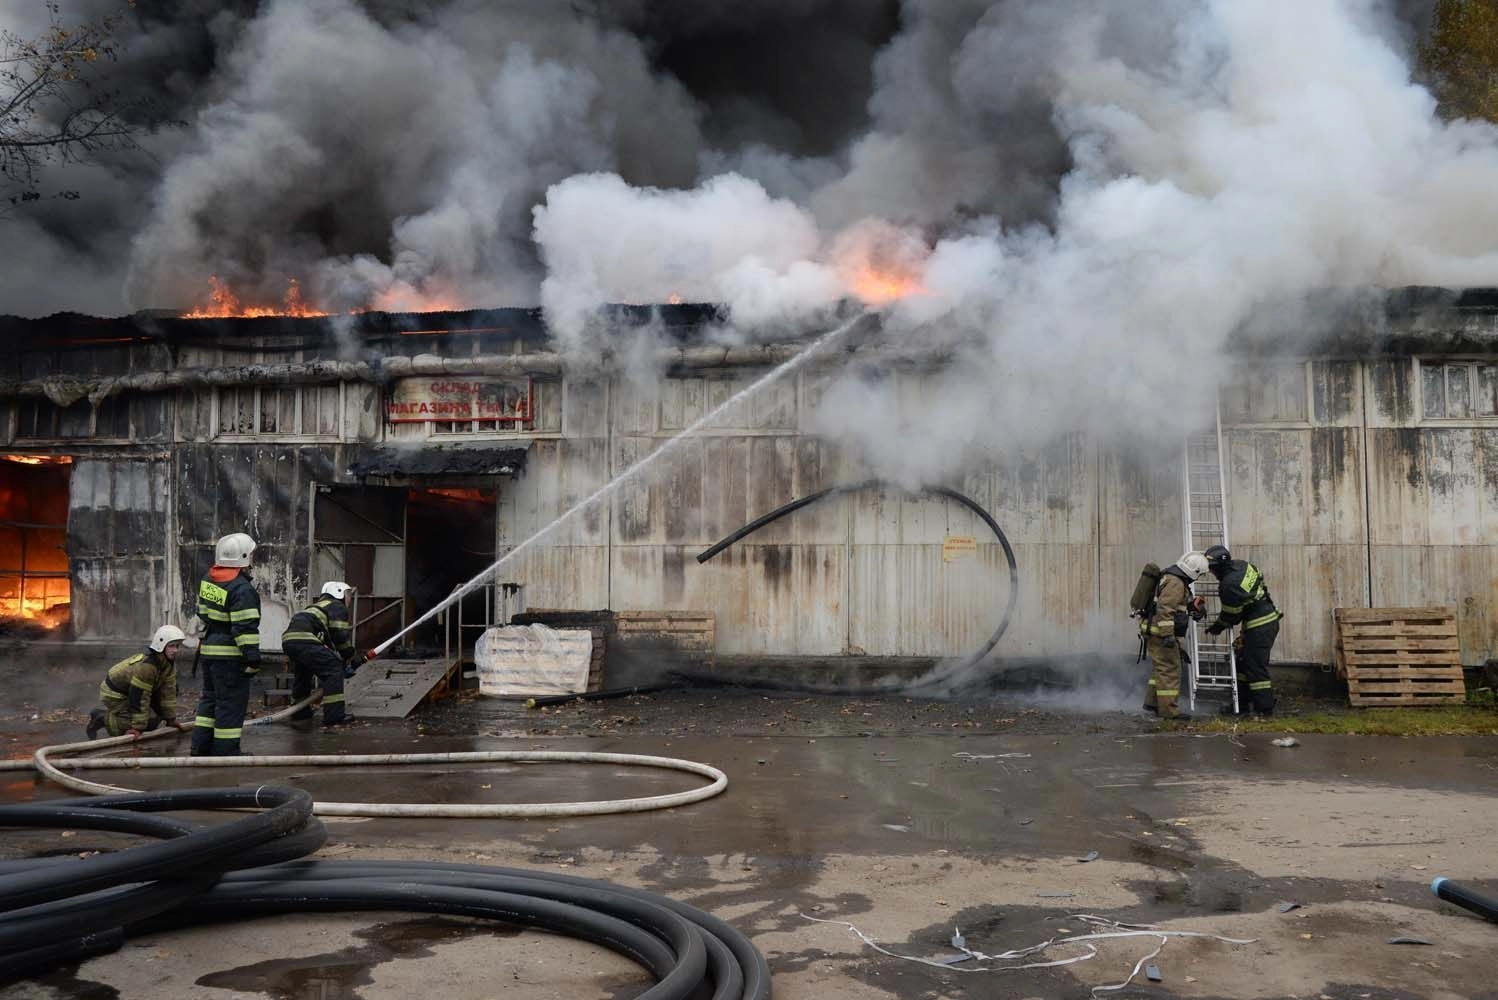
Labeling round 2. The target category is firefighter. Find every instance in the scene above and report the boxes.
[191,532,261,756]
[86,626,192,739]
[1203,545,1283,716]
[1141,551,1209,721]
[282,581,368,727]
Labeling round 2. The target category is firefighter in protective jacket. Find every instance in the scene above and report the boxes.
[282,581,366,727]
[1204,545,1283,716]
[191,532,261,756]
[1141,552,1209,720]
[86,626,190,739]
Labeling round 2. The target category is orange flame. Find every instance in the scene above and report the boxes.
[846,266,924,305]
[832,220,928,306]
[0,597,68,628]
[182,277,329,319]
[366,284,463,314]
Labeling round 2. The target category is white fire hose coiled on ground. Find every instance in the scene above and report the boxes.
[1,692,728,819]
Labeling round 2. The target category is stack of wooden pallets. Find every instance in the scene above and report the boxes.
[1333,606,1466,707]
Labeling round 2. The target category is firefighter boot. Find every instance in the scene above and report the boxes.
[85,708,106,740]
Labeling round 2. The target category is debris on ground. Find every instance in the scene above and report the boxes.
[1278,902,1302,913]
[1387,935,1434,946]
[1272,737,1300,747]
[1145,964,1163,982]
[1078,851,1099,863]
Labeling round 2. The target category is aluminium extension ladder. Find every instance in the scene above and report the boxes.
[1182,401,1239,714]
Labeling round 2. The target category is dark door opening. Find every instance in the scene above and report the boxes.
[0,455,72,635]
[404,487,497,658]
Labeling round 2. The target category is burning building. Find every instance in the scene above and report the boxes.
[0,290,1493,679]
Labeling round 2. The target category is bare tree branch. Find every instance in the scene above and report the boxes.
[1,3,156,211]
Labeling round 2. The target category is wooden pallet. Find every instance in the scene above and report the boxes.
[1333,607,1465,706]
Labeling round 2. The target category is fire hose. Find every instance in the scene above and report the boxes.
[1431,877,1498,922]
[0,690,728,818]
[687,480,1019,696]
[0,786,771,998]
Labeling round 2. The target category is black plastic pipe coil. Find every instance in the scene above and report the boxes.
[0,787,771,998]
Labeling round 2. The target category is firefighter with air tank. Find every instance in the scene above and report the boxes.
[1133,552,1210,721]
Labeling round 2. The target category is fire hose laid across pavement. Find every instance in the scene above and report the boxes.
[0,785,771,997]
[0,692,729,818]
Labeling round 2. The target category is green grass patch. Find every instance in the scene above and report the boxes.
[1182,702,1498,736]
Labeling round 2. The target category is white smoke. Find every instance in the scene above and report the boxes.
[533,172,842,347]
[6,0,1498,473]
[536,0,1498,478]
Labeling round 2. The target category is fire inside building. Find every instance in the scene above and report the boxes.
[0,292,1493,679]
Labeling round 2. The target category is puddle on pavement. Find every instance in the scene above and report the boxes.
[195,918,508,999]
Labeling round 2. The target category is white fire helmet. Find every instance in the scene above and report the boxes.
[320,581,353,601]
[1177,551,1210,581]
[214,532,257,568]
[150,625,187,653]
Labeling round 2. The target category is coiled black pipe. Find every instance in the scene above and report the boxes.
[694,480,1019,695]
[0,788,770,998]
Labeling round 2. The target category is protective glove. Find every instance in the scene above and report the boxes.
[126,728,142,739]
[1188,597,1207,621]
[343,663,358,679]
[1205,622,1226,636]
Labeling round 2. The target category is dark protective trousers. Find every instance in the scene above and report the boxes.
[190,659,252,756]
[1235,619,1279,715]
[285,639,347,724]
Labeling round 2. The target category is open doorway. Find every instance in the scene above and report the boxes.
[404,487,496,658]
[312,483,496,659]
[0,455,72,636]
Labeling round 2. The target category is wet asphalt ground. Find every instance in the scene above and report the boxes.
[3,687,1498,999]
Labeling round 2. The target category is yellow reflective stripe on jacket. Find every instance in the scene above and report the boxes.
[305,604,329,626]
[234,633,261,647]
[282,631,323,643]
[1244,609,1283,630]
[200,644,242,657]
[229,607,260,622]
[1156,688,1179,697]
[1220,600,1246,613]
[130,676,153,691]
[1248,680,1273,690]
[323,693,346,704]
[197,607,230,621]
[212,727,243,740]
[194,716,215,728]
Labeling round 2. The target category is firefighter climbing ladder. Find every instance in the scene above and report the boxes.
[1183,402,1239,713]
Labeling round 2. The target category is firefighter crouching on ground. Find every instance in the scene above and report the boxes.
[282,581,370,727]
[1141,551,1210,721]
[86,626,192,739]
[1203,545,1283,716]
[191,532,261,756]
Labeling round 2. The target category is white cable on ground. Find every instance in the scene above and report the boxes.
[27,746,728,818]
[800,911,1255,979]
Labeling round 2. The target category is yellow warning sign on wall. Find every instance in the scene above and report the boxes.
[942,535,977,562]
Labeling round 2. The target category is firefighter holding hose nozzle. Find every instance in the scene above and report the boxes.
[282,581,374,728]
